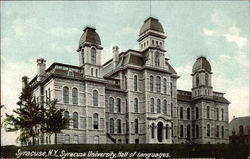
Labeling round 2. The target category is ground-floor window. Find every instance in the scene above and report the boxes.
[64,134,70,144]
[94,136,99,144]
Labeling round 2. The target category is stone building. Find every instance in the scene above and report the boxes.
[30,17,230,144]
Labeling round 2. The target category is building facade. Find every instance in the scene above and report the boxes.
[30,17,230,144]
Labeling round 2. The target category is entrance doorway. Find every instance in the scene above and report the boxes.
[157,122,163,142]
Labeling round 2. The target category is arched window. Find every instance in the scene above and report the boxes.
[110,118,114,133]
[152,40,154,45]
[117,119,121,134]
[157,99,161,113]
[72,88,78,105]
[64,111,69,129]
[93,113,99,129]
[116,98,121,113]
[156,76,161,93]
[152,123,155,138]
[207,124,210,137]
[73,112,78,128]
[124,76,127,89]
[125,99,128,113]
[155,51,160,67]
[196,74,199,86]
[150,76,154,91]
[221,108,224,121]
[91,68,94,76]
[93,90,98,106]
[63,86,69,104]
[134,98,139,113]
[82,49,85,64]
[163,78,167,94]
[91,48,96,64]
[216,108,219,120]
[207,106,210,119]
[187,108,190,120]
[135,119,139,134]
[180,107,183,119]
[196,125,199,138]
[109,97,114,112]
[221,126,224,139]
[171,103,173,117]
[196,107,199,119]
[96,69,98,77]
[166,124,169,139]
[150,98,154,113]
[180,125,184,137]
[134,75,138,91]
[163,100,167,114]
[216,125,220,138]
[73,135,79,144]
[205,73,209,86]
[64,134,70,144]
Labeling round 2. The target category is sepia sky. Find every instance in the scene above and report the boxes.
[1,1,249,145]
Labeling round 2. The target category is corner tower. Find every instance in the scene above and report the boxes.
[77,26,103,77]
[191,56,213,98]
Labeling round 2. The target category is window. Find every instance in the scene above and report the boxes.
[155,52,160,67]
[93,113,99,129]
[91,48,96,64]
[117,119,121,134]
[64,111,69,129]
[150,76,154,91]
[91,68,94,76]
[187,108,190,120]
[196,107,199,119]
[170,83,173,97]
[134,98,139,113]
[216,108,219,120]
[221,126,224,139]
[73,135,79,144]
[196,125,199,138]
[110,118,114,134]
[109,97,114,112]
[180,107,183,119]
[125,99,128,113]
[163,100,167,114]
[152,123,155,138]
[239,125,244,135]
[73,112,78,128]
[150,98,154,113]
[93,90,98,106]
[157,99,161,113]
[152,40,154,45]
[206,106,210,119]
[216,125,219,138]
[124,76,127,89]
[94,136,99,144]
[48,88,51,101]
[45,90,48,103]
[163,78,167,94]
[166,124,169,139]
[63,86,69,104]
[82,50,85,64]
[221,109,224,121]
[135,119,139,134]
[135,139,139,144]
[126,120,129,134]
[96,69,98,77]
[72,88,78,105]
[205,73,209,86]
[207,124,210,137]
[180,125,184,137]
[171,103,173,117]
[64,134,70,144]
[196,74,199,86]
[134,75,138,91]
[116,98,121,113]
[156,76,161,93]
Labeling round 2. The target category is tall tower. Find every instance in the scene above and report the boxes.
[191,56,213,98]
[77,26,103,77]
[137,17,167,68]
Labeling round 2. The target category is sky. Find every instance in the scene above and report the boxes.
[1,1,249,145]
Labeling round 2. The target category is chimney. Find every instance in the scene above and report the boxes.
[37,58,46,81]
[113,46,119,68]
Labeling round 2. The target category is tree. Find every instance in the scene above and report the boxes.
[42,99,68,144]
[4,76,44,145]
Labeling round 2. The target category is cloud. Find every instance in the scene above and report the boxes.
[202,28,218,36]
[223,26,247,49]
